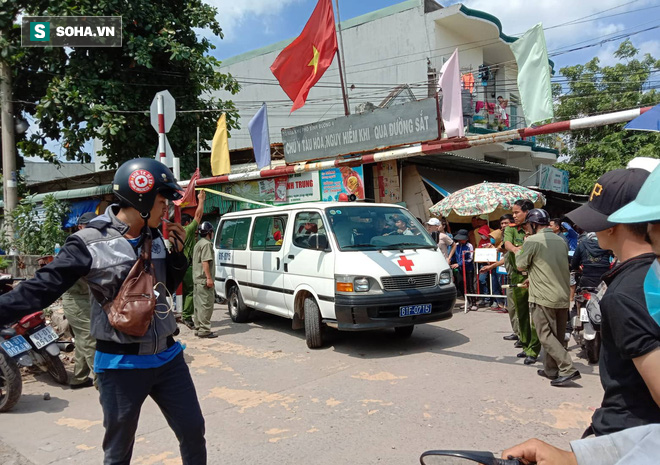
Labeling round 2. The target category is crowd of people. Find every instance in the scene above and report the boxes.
[506,164,659,463]
[423,161,660,463]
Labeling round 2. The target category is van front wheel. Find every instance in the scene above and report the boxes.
[228,285,250,323]
[304,297,323,349]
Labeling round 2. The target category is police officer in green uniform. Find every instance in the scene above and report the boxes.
[192,221,217,338]
[503,199,540,364]
[181,190,206,329]
[516,208,580,386]
[61,212,98,389]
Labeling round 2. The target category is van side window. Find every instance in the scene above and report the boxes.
[216,218,251,250]
[251,215,287,252]
[292,212,328,250]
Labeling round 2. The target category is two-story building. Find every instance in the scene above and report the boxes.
[211,0,560,220]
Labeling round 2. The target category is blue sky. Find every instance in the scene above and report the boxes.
[207,0,660,71]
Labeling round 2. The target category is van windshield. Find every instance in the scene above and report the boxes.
[325,206,437,251]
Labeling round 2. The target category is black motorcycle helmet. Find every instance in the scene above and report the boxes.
[524,208,550,226]
[198,221,214,238]
[113,158,183,217]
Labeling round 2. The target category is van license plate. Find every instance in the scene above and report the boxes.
[29,326,59,350]
[1,335,31,357]
[399,304,431,317]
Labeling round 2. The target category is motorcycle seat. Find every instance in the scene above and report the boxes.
[16,311,45,326]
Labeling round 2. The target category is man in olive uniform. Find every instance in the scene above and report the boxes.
[503,199,540,364]
[181,190,206,329]
[516,209,580,386]
[192,221,217,338]
[61,211,98,389]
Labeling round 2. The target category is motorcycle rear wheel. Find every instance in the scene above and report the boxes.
[585,333,601,364]
[0,353,23,412]
[43,352,68,385]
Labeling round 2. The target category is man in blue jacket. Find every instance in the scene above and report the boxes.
[0,158,206,465]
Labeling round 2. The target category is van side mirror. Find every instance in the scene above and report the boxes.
[307,234,328,251]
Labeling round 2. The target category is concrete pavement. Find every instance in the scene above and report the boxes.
[0,302,602,464]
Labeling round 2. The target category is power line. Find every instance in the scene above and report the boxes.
[541,0,642,31]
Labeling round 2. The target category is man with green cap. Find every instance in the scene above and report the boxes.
[193,221,217,338]
[181,190,206,329]
[516,208,579,386]
[61,211,98,389]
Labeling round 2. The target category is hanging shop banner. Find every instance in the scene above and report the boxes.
[275,171,321,204]
[258,178,275,197]
[282,98,439,163]
[274,176,288,202]
[321,166,365,201]
[219,171,319,209]
[539,165,569,193]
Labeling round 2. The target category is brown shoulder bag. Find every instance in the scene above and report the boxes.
[103,231,157,337]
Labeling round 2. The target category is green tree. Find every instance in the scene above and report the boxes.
[0,0,240,178]
[554,40,660,194]
[0,194,69,255]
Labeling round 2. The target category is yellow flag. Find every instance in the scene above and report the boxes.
[211,113,230,176]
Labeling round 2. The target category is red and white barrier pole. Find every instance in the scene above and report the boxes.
[194,106,653,188]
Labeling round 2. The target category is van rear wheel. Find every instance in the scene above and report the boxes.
[394,325,414,338]
[304,297,323,349]
[228,285,250,323]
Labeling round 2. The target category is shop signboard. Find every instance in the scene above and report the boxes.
[320,166,365,201]
[282,98,439,163]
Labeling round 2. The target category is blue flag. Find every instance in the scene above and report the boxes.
[248,103,271,169]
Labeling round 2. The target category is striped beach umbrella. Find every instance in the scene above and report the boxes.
[430,182,545,222]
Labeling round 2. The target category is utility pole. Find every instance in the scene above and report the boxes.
[0,31,17,249]
[333,0,350,116]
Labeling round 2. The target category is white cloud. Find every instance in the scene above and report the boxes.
[204,0,305,42]
[638,39,660,58]
[595,42,620,66]
[460,0,656,52]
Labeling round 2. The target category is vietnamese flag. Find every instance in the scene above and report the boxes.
[270,0,338,112]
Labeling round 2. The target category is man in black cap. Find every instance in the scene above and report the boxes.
[566,168,660,436]
[450,229,477,311]
[61,211,98,389]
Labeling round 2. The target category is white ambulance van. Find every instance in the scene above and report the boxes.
[214,202,456,348]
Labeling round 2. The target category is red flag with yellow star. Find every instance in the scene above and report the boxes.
[270,0,338,112]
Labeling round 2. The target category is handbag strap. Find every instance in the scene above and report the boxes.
[137,221,153,271]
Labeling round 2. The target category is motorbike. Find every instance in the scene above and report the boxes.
[0,326,24,412]
[0,274,67,404]
[420,450,524,464]
[1,313,69,412]
[571,287,600,364]
[10,310,68,385]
